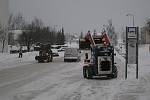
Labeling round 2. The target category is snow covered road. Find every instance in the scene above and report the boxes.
[0,45,150,100]
[0,50,124,100]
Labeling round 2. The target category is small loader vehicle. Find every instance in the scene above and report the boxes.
[83,31,117,79]
[35,44,53,63]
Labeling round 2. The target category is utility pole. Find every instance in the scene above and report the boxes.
[126,13,135,26]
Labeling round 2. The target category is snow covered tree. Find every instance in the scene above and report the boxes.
[80,31,83,38]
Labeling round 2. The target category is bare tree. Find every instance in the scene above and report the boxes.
[31,17,43,29]
[0,23,7,53]
[8,13,14,30]
[8,13,25,30]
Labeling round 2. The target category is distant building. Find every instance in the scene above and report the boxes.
[8,30,23,45]
[0,0,9,52]
[141,27,150,44]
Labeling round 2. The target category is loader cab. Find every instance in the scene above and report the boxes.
[93,45,114,56]
[82,32,117,79]
[93,35,103,44]
[91,45,114,75]
[83,44,117,79]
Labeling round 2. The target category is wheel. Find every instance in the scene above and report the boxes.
[83,67,87,78]
[38,60,43,63]
[77,58,81,62]
[83,67,93,79]
[87,67,93,79]
[111,71,117,78]
[47,59,50,62]
[112,66,118,78]
[47,56,52,62]
[49,56,52,62]
[64,59,67,62]
[114,72,117,78]
[49,59,52,62]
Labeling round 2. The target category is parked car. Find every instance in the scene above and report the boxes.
[58,47,66,52]
[51,49,59,57]
[64,48,80,62]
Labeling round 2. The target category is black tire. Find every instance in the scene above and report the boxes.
[114,72,118,78]
[49,59,52,62]
[83,67,93,79]
[77,58,81,62]
[83,67,87,78]
[87,67,93,79]
[38,60,43,63]
[50,56,53,62]
[47,59,50,62]
[64,59,67,62]
[112,72,117,78]
[112,66,118,78]
[47,56,52,62]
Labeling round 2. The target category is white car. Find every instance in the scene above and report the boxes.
[51,49,59,57]
[58,47,66,52]
[64,48,81,62]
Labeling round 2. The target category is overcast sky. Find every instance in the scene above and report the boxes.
[9,0,150,33]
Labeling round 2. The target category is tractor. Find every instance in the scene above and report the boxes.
[83,31,117,79]
[35,44,53,63]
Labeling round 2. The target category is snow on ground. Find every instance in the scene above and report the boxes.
[0,52,38,71]
[11,53,121,100]
[112,44,150,100]
[0,44,150,100]
[66,41,79,49]
[0,51,64,71]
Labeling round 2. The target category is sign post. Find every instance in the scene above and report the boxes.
[126,27,138,79]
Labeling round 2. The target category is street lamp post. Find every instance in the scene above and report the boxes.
[126,13,135,26]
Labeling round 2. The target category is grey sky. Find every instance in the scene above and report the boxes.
[9,0,150,33]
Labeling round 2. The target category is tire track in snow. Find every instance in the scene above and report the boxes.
[112,73,150,100]
[28,51,124,100]
[12,60,83,100]
[10,51,124,100]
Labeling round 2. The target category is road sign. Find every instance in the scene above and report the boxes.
[126,27,138,79]
[128,27,137,38]
[127,39,137,64]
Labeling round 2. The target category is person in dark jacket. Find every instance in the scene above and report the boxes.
[18,46,23,58]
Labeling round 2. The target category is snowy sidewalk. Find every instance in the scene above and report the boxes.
[0,51,38,71]
[113,44,150,100]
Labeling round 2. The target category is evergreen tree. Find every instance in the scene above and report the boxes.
[80,31,83,38]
